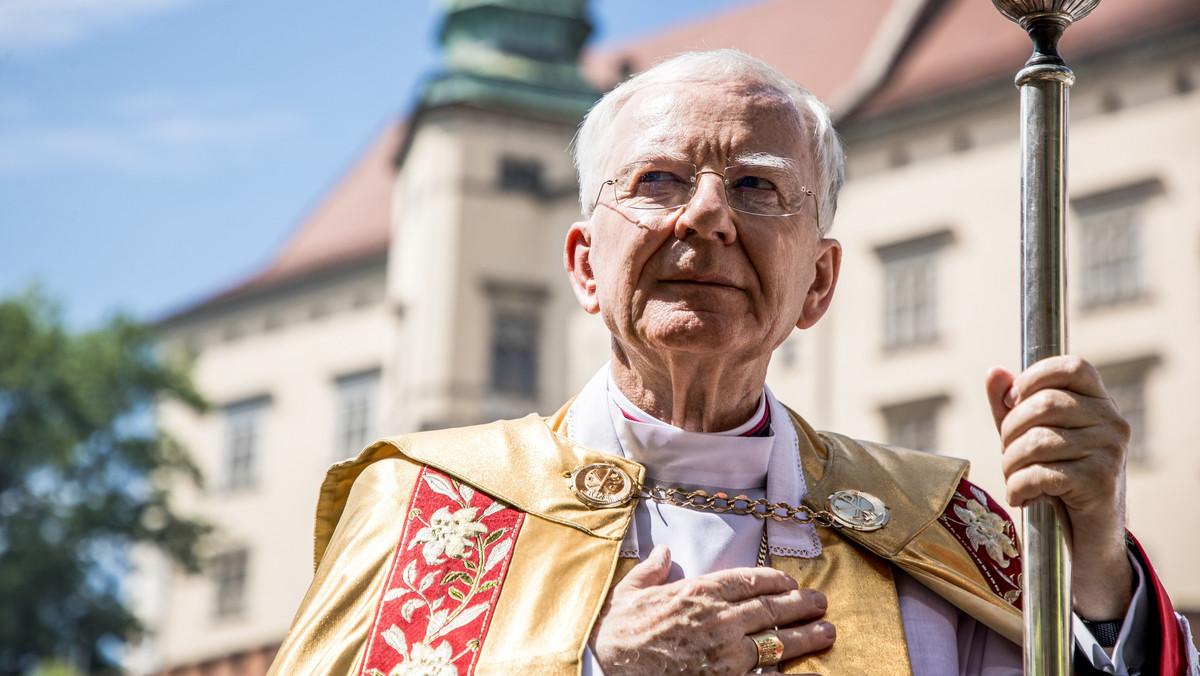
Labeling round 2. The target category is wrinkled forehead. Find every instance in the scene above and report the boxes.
[602,82,811,177]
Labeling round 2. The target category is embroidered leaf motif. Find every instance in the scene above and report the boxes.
[430,596,444,611]
[478,579,498,592]
[458,482,475,505]
[466,639,481,652]
[426,608,450,636]
[463,559,477,572]
[442,571,474,587]
[400,598,423,623]
[402,560,418,587]
[441,603,489,635]
[970,485,988,505]
[482,501,507,518]
[383,624,407,655]
[382,587,408,602]
[424,473,461,502]
[483,539,512,575]
[408,507,421,520]
[483,528,506,547]
[447,587,465,601]
[419,571,437,593]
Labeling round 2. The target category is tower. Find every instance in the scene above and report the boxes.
[386,0,600,432]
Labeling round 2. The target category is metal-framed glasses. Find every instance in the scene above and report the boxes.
[593,159,819,221]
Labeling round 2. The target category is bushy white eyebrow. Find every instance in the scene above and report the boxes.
[616,148,798,171]
[622,144,691,164]
[731,152,797,170]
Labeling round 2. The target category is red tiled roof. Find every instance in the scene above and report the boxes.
[851,0,1200,119]
[238,121,402,291]
[582,0,898,107]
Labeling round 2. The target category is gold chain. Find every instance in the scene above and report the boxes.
[636,484,837,528]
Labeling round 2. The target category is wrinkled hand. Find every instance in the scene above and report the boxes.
[985,355,1133,620]
[590,545,835,676]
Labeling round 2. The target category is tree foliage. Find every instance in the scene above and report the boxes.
[0,290,211,675]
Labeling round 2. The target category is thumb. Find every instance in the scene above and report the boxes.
[616,545,672,591]
[984,366,1017,434]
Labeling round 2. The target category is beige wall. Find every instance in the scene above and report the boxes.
[145,265,390,671]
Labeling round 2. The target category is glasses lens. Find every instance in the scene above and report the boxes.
[724,165,806,216]
[613,160,695,210]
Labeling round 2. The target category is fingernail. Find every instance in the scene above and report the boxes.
[810,591,828,611]
[1004,387,1017,407]
[820,621,836,640]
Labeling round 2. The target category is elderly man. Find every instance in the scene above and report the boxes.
[269,51,1195,675]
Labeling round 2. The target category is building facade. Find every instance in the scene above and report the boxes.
[138,0,1200,672]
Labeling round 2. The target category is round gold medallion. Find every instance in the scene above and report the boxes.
[568,464,634,508]
[825,489,889,532]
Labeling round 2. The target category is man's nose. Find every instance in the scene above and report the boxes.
[673,171,738,243]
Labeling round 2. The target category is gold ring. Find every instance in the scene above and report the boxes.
[749,630,784,669]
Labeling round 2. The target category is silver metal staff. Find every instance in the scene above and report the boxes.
[991,0,1098,673]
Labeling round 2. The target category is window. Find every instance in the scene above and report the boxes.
[1075,180,1159,309]
[1099,358,1157,465]
[882,396,949,453]
[223,397,268,491]
[491,313,539,398]
[484,282,546,402]
[212,547,249,620]
[334,369,380,459]
[878,232,951,349]
[498,156,543,194]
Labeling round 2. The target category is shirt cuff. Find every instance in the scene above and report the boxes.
[1073,549,1149,675]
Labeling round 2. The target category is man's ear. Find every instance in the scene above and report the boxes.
[796,238,841,330]
[565,221,600,315]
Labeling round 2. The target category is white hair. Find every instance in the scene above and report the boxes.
[572,49,845,235]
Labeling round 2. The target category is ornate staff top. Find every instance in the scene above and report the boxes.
[993,0,1099,26]
[993,0,1098,83]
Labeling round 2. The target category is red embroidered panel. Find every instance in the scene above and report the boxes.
[359,467,524,676]
[938,479,1023,609]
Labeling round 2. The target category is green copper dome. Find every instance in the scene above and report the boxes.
[422,0,599,120]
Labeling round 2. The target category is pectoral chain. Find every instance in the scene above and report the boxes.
[636,484,837,528]
[566,463,890,534]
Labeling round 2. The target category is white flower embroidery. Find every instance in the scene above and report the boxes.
[389,641,458,676]
[410,506,488,565]
[954,500,1019,567]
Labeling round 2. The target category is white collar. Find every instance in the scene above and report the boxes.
[566,364,822,559]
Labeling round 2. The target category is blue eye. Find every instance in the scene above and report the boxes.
[730,174,777,191]
[638,170,688,184]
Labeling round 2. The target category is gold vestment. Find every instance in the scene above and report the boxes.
[268,405,1022,675]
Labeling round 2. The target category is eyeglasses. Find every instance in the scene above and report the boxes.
[592,159,819,222]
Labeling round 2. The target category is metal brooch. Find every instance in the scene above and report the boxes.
[825,489,890,532]
[567,463,635,508]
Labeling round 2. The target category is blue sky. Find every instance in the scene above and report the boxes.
[0,0,741,328]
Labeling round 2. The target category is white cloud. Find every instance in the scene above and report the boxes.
[0,92,304,175]
[0,0,196,54]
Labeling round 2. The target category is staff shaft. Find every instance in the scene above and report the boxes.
[1019,44,1075,676]
[993,2,1098,671]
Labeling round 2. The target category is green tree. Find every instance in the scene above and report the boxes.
[0,290,211,675]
